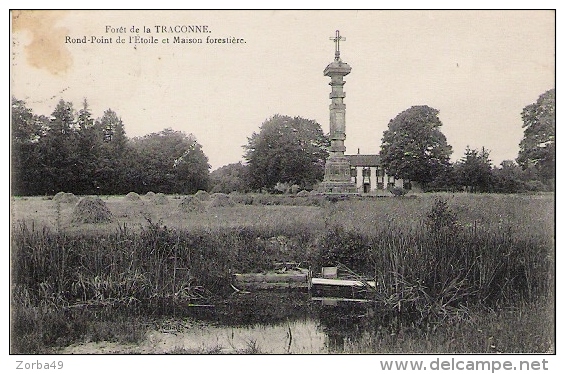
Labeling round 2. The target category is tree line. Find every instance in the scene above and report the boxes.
[11,88,554,196]
[378,88,555,193]
[11,98,210,196]
[211,88,554,194]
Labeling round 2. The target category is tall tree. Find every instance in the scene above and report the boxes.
[209,162,250,193]
[171,134,210,194]
[11,97,43,143]
[492,160,527,193]
[93,109,129,194]
[243,114,329,190]
[130,129,209,194]
[455,146,493,193]
[11,97,46,195]
[517,88,555,185]
[95,108,127,151]
[380,105,452,188]
[39,99,77,193]
[71,99,99,194]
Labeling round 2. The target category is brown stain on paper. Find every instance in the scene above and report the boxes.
[12,10,72,75]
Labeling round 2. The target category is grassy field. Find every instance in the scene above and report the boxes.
[11,194,325,233]
[11,192,554,237]
[10,192,555,353]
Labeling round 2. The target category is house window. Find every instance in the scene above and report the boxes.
[377,167,385,177]
[350,167,357,184]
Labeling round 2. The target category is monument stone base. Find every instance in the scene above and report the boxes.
[320,156,358,194]
[320,181,358,194]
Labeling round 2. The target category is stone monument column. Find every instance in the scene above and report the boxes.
[321,30,357,194]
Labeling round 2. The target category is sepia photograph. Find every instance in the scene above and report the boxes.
[9,7,555,362]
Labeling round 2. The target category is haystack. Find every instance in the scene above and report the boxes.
[178,195,206,213]
[72,196,113,224]
[296,190,310,197]
[53,191,79,204]
[194,190,210,201]
[53,191,66,201]
[125,192,141,201]
[153,193,169,205]
[209,193,235,207]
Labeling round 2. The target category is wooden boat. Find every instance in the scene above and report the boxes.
[310,296,375,305]
[230,263,377,301]
[309,265,377,301]
[231,265,310,291]
[310,277,376,288]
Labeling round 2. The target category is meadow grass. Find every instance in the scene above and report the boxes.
[10,192,554,353]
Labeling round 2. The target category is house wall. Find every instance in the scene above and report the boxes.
[350,165,411,193]
[356,167,363,190]
[369,167,377,191]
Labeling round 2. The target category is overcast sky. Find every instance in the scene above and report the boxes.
[10,10,555,170]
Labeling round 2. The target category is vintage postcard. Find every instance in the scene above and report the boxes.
[10,8,556,368]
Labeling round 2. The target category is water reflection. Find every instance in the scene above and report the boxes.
[63,291,388,353]
[317,300,376,352]
[176,291,382,353]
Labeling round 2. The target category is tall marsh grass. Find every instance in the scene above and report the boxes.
[10,193,554,352]
[319,196,553,321]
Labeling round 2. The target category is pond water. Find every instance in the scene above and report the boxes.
[61,291,391,354]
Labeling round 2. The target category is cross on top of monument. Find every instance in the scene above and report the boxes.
[330,30,346,60]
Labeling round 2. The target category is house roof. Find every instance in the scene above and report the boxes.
[346,154,381,167]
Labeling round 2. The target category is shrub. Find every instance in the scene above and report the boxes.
[524,180,547,192]
[318,225,373,274]
[425,197,459,234]
[389,186,408,197]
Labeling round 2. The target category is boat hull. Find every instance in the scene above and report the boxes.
[309,277,376,299]
[232,269,309,291]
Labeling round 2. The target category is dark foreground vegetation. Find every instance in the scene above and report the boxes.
[10,194,554,353]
